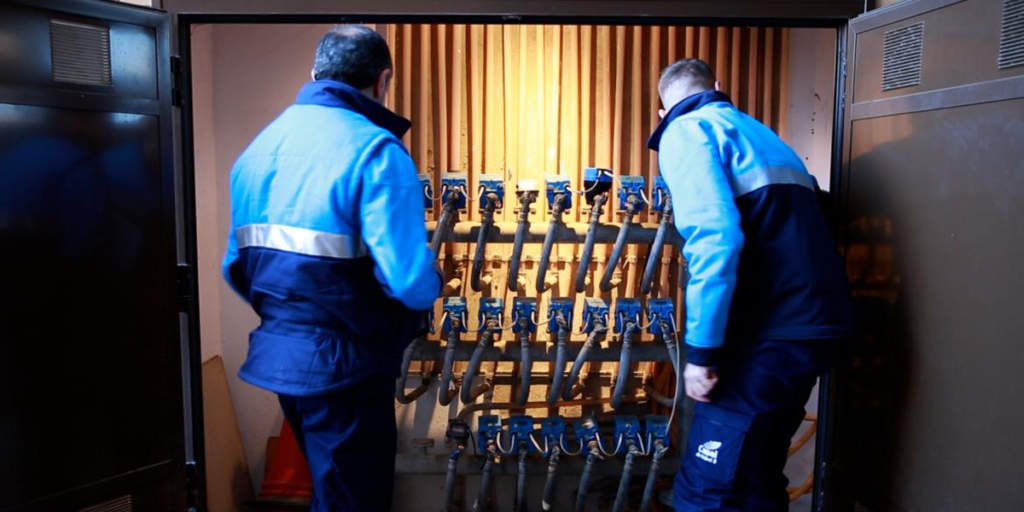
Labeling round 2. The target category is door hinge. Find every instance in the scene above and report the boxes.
[176,263,193,312]
[185,460,200,510]
[171,55,183,108]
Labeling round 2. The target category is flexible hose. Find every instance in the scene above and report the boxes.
[660,319,682,406]
[541,445,560,511]
[611,323,637,409]
[461,321,496,404]
[395,336,429,404]
[612,441,640,512]
[475,443,498,511]
[546,315,569,405]
[509,192,536,292]
[515,443,529,512]
[471,194,499,292]
[600,196,640,292]
[439,323,462,407]
[639,441,668,512]
[574,441,601,512]
[536,194,566,293]
[563,321,607,401]
[443,446,463,512]
[574,193,607,293]
[431,192,460,255]
[516,319,532,406]
[640,204,672,295]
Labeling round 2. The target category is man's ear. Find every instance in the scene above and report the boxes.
[311,68,317,81]
[715,80,722,92]
[374,68,393,101]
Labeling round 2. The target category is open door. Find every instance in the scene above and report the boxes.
[0,1,196,510]
[825,0,1024,511]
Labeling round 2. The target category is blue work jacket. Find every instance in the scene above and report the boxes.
[223,80,441,396]
[648,91,853,365]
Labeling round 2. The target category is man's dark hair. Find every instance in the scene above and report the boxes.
[312,26,393,90]
[658,58,716,97]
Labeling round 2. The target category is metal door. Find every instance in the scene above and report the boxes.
[0,1,193,510]
[825,0,1024,511]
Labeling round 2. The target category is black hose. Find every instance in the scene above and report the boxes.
[516,320,532,406]
[600,196,640,292]
[640,204,672,295]
[471,194,499,292]
[509,192,537,292]
[461,322,496,405]
[574,441,601,512]
[639,441,668,512]
[439,323,462,407]
[563,320,607,401]
[536,194,566,293]
[432,191,460,255]
[542,445,560,511]
[612,442,640,512]
[611,323,637,409]
[661,320,683,409]
[546,315,569,405]
[395,335,428,404]
[443,446,463,512]
[574,193,607,293]
[475,443,498,512]
[515,442,529,512]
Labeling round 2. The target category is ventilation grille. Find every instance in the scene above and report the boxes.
[80,495,132,512]
[1000,0,1024,69]
[881,22,925,91]
[50,19,112,86]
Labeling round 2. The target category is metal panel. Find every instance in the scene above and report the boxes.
[881,22,924,90]
[998,0,1024,69]
[0,0,187,511]
[831,0,1024,511]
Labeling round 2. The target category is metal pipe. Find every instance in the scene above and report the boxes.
[515,441,529,512]
[426,220,682,245]
[536,193,567,293]
[474,441,498,511]
[395,336,431,404]
[410,338,674,363]
[612,440,641,512]
[431,191,460,255]
[575,193,608,293]
[546,314,569,405]
[516,318,532,406]
[641,204,672,294]
[471,193,499,292]
[541,445,560,511]
[563,320,608,401]
[461,320,498,404]
[509,191,537,292]
[639,440,669,512]
[574,440,601,512]
[439,322,462,407]
[394,452,679,477]
[456,396,645,423]
[600,195,640,292]
[611,323,637,409]
[443,445,464,512]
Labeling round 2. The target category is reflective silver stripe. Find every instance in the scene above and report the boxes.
[235,224,368,259]
[730,167,817,197]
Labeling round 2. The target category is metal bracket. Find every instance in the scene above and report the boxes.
[441,172,469,211]
[614,298,642,334]
[512,297,538,333]
[582,298,609,334]
[442,297,469,333]
[419,173,434,211]
[545,175,573,211]
[547,298,574,335]
[617,175,647,211]
[646,298,676,336]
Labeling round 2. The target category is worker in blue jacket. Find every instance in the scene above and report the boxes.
[648,59,854,511]
[223,26,441,512]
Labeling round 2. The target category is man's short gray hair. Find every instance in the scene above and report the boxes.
[658,58,716,97]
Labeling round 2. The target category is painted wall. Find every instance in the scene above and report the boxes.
[784,28,837,190]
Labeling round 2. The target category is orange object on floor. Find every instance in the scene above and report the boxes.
[259,421,313,499]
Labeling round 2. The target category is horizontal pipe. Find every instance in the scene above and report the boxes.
[408,340,674,362]
[426,221,683,245]
[394,453,680,478]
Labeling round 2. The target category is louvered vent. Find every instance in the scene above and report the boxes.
[1000,0,1024,69]
[881,22,925,91]
[80,495,132,512]
[50,19,112,86]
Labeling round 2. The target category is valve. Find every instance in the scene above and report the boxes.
[582,167,614,205]
[616,175,648,212]
[582,298,610,334]
[651,175,671,212]
[441,172,469,211]
[614,298,643,334]
[645,415,671,447]
[512,297,538,334]
[646,298,676,336]
[614,416,643,451]
[540,417,568,455]
[572,417,601,445]
[478,415,503,447]
[442,297,469,334]
[547,298,574,335]
[478,174,506,211]
[508,416,536,455]
[478,297,505,327]
[545,175,573,212]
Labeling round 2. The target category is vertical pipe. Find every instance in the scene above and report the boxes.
[515,442,529,512]
[516,318,533,406]
[470,194,498,292]
[461,320,496,405]
[600,196,639,292]
[508,192,537,292]
[574,193,608,293]
[474,442,498,511]
[536,193,566,293]
[443,445,463,512]
[395,336,430,404]
[546,314,569,405]
[641,204,672,295]
[439,322,462,407]
[639,440,668,512]
[431,192,460,255]
[563,318,607,401]
[542,445,561,511]
[611,323,637,409]
[611,442,640,512]
[574,441,601,512]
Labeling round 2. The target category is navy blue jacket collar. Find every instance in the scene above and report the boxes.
[295,80,412,139]
[647,90,732,151]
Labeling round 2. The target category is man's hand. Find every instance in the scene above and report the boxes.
[683,363,718,403]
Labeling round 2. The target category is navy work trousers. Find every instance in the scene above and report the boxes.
[674,339,842,512]
[278,375,397,512]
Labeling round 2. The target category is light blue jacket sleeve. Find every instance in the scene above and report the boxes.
[658,119,744,354]
[359,140,442,311]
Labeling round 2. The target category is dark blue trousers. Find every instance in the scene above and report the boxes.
[674,339,841,512]
[278,375,397,512]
